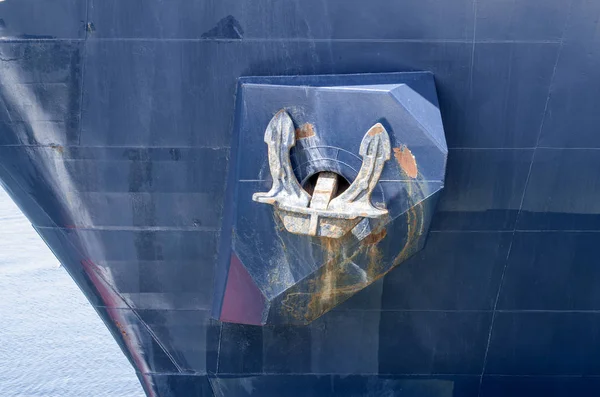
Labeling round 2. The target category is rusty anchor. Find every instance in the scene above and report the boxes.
[253,110,391,239]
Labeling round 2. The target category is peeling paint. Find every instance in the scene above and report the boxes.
[393,145,418,179]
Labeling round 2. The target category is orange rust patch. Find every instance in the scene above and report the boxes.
[368,123,384,136]
[362,228,387,246]
[295,123,316,139]
[393,146,418,179]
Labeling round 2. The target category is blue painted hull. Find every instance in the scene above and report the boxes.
[1,0,600,396]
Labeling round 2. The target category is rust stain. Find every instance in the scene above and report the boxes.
[362,227,387,246]
[367,123,384,136]
[115,321,128,338]
[393,182,426,267]
[366,243,384,280]
[393,146,418,179]
[305,236,357,321]
[282,228,389,323]
[295,123,316,139]
[49,143,64,154]
[277,178,430,323]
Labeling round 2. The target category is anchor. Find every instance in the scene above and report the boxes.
[253,110,391,239]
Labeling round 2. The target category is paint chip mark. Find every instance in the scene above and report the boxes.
[201,15,243,39]
[295,123,316,139]
[86,22,96,33]
[393,145,418,179]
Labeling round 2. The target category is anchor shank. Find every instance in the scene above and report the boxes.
[308,172,339,211]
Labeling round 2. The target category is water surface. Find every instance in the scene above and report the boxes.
[0,187,144,397]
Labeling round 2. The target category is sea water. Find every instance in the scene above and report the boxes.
[0,187,144,397]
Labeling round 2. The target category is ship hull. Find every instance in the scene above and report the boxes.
[1,0,600,396]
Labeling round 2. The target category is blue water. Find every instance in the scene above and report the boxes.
[0,188,144,397]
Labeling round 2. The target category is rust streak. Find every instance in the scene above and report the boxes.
[393,180,425,267]
[362,227,387,246]
[295,123,316,139]
[280,177,429,323]
[393,146,418,179]
[281,226,394,323]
